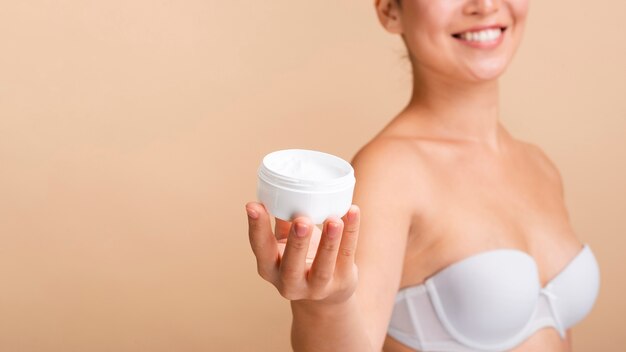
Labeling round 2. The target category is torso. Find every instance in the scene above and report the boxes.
[375,113,581,352]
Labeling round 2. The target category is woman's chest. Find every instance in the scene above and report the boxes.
[400,154,582,289]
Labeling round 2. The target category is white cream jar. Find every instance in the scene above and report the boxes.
[257,149,355,224]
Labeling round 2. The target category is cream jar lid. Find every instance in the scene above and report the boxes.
[257,149,355,193]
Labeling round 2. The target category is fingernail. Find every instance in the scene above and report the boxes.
[295,222,308,238]
[327,222,339,239]
[246,206,258,220]
[347,207,356,222]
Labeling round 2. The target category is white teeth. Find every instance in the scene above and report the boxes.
[459,28,502,42]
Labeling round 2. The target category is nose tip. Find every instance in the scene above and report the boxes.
[465,0,501,15]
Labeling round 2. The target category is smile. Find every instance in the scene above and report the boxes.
[452,26,507,48]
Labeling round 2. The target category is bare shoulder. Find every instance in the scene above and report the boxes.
[350,136,431,216]
[518,140,566,198]
[351,137,424,191]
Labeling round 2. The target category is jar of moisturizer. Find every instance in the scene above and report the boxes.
[257,149,356,224]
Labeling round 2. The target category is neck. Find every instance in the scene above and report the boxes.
[404,66,505,152]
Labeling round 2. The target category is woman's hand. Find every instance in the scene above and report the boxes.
[246,202,360,305]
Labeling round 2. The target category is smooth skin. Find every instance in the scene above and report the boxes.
[247,0,581,351]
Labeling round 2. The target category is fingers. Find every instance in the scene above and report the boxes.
[278,217,313,289]
[308,217,343,288]
[274,218,291,241]
[336,205,360,275]
[247,202,361,302]
[246,202,279,283]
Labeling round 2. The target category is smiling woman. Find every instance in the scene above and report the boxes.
[388,0,528,82]
[0,0,623,351]
[245,0,602,351]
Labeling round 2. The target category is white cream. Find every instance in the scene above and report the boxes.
[270,155,342,181]
[257,149,355,224]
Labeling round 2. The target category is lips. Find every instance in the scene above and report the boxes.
[452,25,507,48]
[452,25,507,40]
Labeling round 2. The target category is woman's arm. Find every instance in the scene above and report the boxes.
[247,139,416,351]
[289,140,417,351]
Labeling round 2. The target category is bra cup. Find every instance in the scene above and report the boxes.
[388,244,599,351]
[426,250,540,348]
[547,246,600,329]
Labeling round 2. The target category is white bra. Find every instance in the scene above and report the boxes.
[387,244,600,352]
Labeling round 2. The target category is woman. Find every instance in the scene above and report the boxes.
[245,0,600,351]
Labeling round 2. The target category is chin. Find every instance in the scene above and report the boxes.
[465,56,511,82]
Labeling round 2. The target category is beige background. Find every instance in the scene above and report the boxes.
[0,1,624,351]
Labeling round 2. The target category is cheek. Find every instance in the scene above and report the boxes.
[404,0,454,36]
[403,4,455,59]
[508,0,529,53]
[510,0,530,24]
